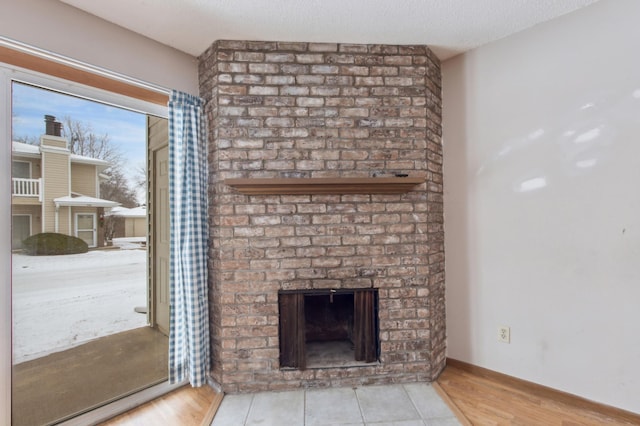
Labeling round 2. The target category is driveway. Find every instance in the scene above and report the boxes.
[11,244,147,363]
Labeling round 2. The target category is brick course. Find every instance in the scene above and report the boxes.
[199,41,444,393]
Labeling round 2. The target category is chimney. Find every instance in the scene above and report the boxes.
[44,115,62,137]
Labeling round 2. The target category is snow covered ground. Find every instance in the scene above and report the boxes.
[12,239,148,364]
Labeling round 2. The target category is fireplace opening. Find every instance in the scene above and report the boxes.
[305,292,354,367]
[279,289,378,369]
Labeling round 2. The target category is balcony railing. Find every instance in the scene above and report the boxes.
[12,178,42,201]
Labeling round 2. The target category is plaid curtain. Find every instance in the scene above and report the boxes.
[168,90,210,386]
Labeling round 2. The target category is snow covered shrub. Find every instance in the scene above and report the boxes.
[22,233,89,255]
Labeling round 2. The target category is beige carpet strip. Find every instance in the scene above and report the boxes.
[12,327,168,426]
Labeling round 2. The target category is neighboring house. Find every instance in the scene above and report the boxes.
[11,116,120,249]
[106,206,147,239]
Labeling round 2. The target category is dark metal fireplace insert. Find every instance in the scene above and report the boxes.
[278,288,378,369]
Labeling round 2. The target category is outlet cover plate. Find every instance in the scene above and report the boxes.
[498,326,510,343]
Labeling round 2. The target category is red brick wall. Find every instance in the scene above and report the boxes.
[198,41,444,392]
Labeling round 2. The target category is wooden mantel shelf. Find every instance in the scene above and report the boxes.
[224,177,424,195]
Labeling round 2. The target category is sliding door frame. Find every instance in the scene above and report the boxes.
[0,43,181,425]
[0,57,11,426]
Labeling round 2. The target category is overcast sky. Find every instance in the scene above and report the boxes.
[11,82,147,203]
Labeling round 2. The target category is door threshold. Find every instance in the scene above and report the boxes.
[57,380,187,426]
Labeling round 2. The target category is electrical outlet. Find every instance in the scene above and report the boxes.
[498,326,510,343]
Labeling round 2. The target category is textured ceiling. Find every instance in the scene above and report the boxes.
[58,0,599,60]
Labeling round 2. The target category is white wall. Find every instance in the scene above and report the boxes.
[443,0,640,413]
[1,0,198,94]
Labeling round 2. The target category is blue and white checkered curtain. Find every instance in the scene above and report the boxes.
[168,90,210,386]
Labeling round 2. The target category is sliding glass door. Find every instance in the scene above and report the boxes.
[8,73,170,425]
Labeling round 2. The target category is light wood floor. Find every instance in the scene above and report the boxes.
[436,360,640,425]
[99,385,222,426]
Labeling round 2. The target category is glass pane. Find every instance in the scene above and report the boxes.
[11,82,166,425]
[12,161,30,178]
[77,215,93,230]
[12,216,30,249]
[77,230,94,245]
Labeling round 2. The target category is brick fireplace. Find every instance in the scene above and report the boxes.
[199,40,445,393]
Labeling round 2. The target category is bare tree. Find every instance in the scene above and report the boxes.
[63,117,123,165]
[100,168,138,208]
[61,117,138,207]
[133,161,148,203]
[14,134,39,145]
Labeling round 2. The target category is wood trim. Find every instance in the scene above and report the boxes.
[446,358,640,424]
[59,381,186,426]
[0,46,168,106]
[432,382,472,426]
[199,390,224,426]
[224,177,425,195]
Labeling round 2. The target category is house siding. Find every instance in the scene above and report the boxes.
[40,137,66,149]
[71,163,97,197]
[12,197,41,206]
[42,150,70,233]
[41,135,70,235]
[124,217,146,238]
